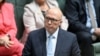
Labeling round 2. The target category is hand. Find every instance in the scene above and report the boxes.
[94,28,100,37]
[0,35,14,48]
[4,41,14,48]
[0,38,4,45]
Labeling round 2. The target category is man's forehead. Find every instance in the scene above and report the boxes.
[46,8,62,20]
[46,12,58,18]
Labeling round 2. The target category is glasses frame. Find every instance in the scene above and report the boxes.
[45,17,61,23]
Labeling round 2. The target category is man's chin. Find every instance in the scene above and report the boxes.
[48,30,54,34]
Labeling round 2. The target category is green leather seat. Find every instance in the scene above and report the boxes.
[92,42,100,56]
[57,0,66,13]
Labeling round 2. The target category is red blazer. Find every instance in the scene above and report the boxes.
[0,3,17,40]
[0,3,23,56]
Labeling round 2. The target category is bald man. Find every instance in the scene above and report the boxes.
[22,8,81,56]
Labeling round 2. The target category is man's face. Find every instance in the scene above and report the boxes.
[44,10,62,34]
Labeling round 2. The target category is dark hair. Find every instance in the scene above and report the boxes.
[0,0,6,8]
[1,0,6,4]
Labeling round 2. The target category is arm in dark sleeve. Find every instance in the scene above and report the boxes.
[64,0,91,32]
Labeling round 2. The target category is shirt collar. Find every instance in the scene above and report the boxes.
[46,28,59,39]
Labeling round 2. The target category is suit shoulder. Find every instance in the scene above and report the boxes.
[28,28,45,40]
[24,1,38,11]
[3,2,13,10]
[25,1,36,8]
[2,3,14,12]
[60,29,77,45]
[29,28,45,35]
[61,29,76,37]
[66,31,76,37]
[3,2,13,7]
[61,29,77,40]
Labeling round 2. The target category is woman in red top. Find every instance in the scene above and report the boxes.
[0,0,23,56]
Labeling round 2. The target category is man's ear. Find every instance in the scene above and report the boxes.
[59,20,62,26]
[60,20,62,23]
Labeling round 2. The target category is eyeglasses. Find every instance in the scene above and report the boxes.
[45,17,61,23]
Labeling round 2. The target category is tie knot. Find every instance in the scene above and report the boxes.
[86,0,90,2]
[48,35,55,39]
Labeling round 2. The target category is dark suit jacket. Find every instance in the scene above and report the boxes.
[22,28,80,56]
[64,0,100,33]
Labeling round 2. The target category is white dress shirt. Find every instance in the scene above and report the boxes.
[46,28,59,56]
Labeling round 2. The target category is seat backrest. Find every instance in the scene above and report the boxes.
[57,0,66,13]
[6,0,33,39]
[92,42,100,56]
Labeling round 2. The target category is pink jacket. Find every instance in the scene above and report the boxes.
[0,3,23,56]
[0,3,17,40]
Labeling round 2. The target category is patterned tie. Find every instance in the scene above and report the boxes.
[47,35,54,56]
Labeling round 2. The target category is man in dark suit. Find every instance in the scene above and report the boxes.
[64,0,100,56]
[22,8,81,56]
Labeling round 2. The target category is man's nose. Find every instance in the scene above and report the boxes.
[48,20,52,24]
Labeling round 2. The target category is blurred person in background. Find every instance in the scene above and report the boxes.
[0,0,23,56]
[64,0,100,56]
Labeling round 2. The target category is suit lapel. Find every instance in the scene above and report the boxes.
[54,29,64,56]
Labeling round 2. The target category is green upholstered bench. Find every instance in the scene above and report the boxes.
[92,42,100,56]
